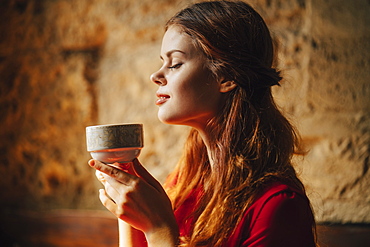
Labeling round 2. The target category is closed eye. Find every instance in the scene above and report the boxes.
[168,63,183,70]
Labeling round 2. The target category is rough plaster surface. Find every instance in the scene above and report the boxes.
[0,0,369,223]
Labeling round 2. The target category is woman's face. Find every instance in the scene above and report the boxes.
[150,26,224,130]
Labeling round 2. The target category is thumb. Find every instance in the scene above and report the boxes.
[132,158,164,193]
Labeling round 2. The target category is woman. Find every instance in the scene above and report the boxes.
[88,1,317,246]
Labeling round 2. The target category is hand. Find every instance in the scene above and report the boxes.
[88,159,179,246]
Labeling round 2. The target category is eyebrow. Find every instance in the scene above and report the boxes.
[160,49,186,60]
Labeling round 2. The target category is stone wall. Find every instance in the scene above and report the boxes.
[0,0,369,224]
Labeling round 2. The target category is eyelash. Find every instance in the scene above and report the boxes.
[168,63,183,70]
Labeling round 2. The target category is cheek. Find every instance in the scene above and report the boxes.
[176,81,204,104]
[178,84,221,116]
[177,70,214,96]
[170,66,221,111]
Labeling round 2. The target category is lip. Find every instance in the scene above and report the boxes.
[156,92,170,106]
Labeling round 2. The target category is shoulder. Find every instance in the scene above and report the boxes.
[227,183,316,247]
[251,183,309,217]
[244,183,312,229]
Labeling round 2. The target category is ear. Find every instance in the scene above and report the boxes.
[219,80,237,93]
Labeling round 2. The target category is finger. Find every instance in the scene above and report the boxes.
[132,159,164,193]
[99,189,126,218]
[95,170,106,185]
[109,162,137,176]
[103,176,122,202]
[95,170,121,197]
[89,159,136,185]
[99,189,117,211]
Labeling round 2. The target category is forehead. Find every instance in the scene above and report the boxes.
[161,26,198,58]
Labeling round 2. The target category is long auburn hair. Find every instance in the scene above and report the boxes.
[164,1,312,246]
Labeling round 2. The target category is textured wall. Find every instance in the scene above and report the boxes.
[0,0,369,224]
[298,0,370,223]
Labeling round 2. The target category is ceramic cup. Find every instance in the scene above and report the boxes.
[86,123,143,168]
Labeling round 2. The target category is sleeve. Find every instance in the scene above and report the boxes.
[241,190,316,247]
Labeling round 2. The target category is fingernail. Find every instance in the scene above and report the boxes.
[89,159,95,167]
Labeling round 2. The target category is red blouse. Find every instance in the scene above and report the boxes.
[174,183,316,246]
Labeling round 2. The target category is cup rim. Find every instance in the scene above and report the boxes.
[86,123,143,130]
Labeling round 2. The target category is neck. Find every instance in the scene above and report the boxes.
[196,128,215,167]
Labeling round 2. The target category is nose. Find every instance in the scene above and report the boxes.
[150,69,166,86]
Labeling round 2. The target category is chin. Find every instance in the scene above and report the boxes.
[157,113,174,125]
[158,115,184,126]
[158,117,178,125]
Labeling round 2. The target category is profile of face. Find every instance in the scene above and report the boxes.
[150,25,231,130]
